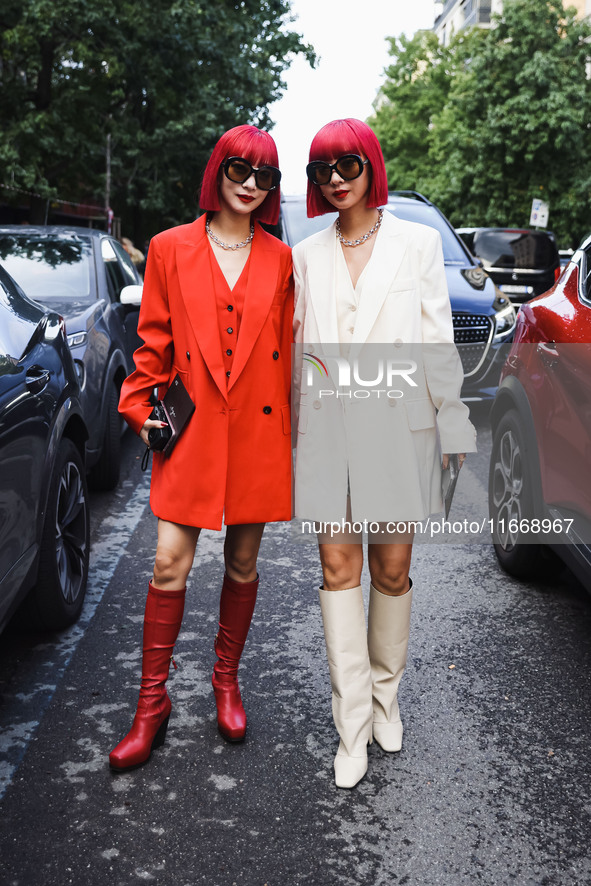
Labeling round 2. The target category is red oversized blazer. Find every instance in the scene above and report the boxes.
[119,215,294,529]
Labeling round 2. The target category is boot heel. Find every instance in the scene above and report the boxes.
[152,714,170,750]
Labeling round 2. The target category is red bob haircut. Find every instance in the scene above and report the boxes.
[306,119,388,218]
[199,124,281,225]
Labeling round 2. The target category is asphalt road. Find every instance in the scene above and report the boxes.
[1,407,590,886]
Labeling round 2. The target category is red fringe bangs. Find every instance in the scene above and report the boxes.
[306,119,389,218]
[308,121,363,163]
[199,125,281,225]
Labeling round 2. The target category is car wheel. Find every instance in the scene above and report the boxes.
[89,383,121,491]
[26,438,90,630]
[489,409,554,579]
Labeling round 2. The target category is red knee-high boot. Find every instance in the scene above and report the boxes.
[109,583,186,771]
[212,573,259,742]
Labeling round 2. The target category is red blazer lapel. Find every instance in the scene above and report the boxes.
[176,217,228,401]
[228,226,279,391]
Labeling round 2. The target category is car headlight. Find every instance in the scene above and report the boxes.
[67,331,87,348]
[493,293,517,340]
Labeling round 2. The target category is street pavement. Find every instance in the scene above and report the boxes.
[1,411,591,886]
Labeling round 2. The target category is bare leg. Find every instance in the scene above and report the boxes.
[317,497,364,591]
[152,520,201,590]
[367,534,414,597]
[223,522,265,582]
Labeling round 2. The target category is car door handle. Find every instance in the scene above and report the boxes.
[537,342,559,366]
[26,366,51,394]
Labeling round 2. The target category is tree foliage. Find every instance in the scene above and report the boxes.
[370,0,591,246]
[0,0,315,240]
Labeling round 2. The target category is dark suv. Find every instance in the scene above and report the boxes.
[456,227,561,303]
[280,192,517,401]
[0,265,90,632]
[0,226,143,490]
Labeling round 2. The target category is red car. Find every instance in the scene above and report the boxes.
[488,235,591,592]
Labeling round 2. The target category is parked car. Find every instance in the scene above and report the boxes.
[488,234,591,592]
[0,265,90,633]
[279,192,517,401]
[456,227,561,303]
[559,248,574,269]
[0,226,143,490]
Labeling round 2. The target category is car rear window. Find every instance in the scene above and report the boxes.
[472,230,558,269]
[0,234,93,300]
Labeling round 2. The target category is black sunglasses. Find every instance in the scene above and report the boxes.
[306,154,369,186]
[223,156,281,191]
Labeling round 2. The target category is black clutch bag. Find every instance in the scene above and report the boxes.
[141,373,195,470]
[147,400,171,452]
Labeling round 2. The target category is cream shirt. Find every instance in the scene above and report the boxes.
[335,237,370,357]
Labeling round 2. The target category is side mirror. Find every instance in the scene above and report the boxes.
[120,284,143,306]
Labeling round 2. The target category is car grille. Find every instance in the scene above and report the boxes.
[452,313,493,375]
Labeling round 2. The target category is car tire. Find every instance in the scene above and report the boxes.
[489,409,557,579]
[26,439,90,630]
[89,383,121,491]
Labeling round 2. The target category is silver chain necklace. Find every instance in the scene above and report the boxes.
[206,217,255,251]
[336,208,384,248]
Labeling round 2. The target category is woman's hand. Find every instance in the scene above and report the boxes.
[442,453,466,469]
[140,417,168,447]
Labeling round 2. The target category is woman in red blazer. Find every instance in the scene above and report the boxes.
[109,125,293,771]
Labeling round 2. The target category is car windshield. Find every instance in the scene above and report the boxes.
[0,233,93,302]
[280,201,330,246]
[280,197,469,265]
[0,271,46,365]
[386,200,469,264]
[472,230,558,269]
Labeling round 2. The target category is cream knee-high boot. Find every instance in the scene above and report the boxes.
[318,585,373,789]
[367,581,413,753]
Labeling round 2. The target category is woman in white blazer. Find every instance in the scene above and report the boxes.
[293,119,476,789]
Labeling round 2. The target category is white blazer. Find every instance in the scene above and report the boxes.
[292,210,477,523]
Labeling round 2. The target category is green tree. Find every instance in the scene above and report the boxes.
[0,0,315,241]
[369,29,454,193]
[372,0,591,247]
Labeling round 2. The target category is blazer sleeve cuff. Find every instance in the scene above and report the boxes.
[119,401,153,437]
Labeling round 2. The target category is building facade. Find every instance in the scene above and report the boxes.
[434,0,591,45]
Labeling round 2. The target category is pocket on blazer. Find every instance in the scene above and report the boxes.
[297,402,308,435]
[387,277,416,294]
[405,399,436,431]
[164,366,192,400]
[170,365,189,381]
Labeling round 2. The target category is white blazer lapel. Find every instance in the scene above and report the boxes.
[352,211,407,344]
[305,222,339,343]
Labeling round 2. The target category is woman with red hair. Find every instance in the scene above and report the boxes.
[109,125,293,771]
[293,119,476,788]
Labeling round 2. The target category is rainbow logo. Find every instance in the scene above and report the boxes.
[303,352,329,377]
